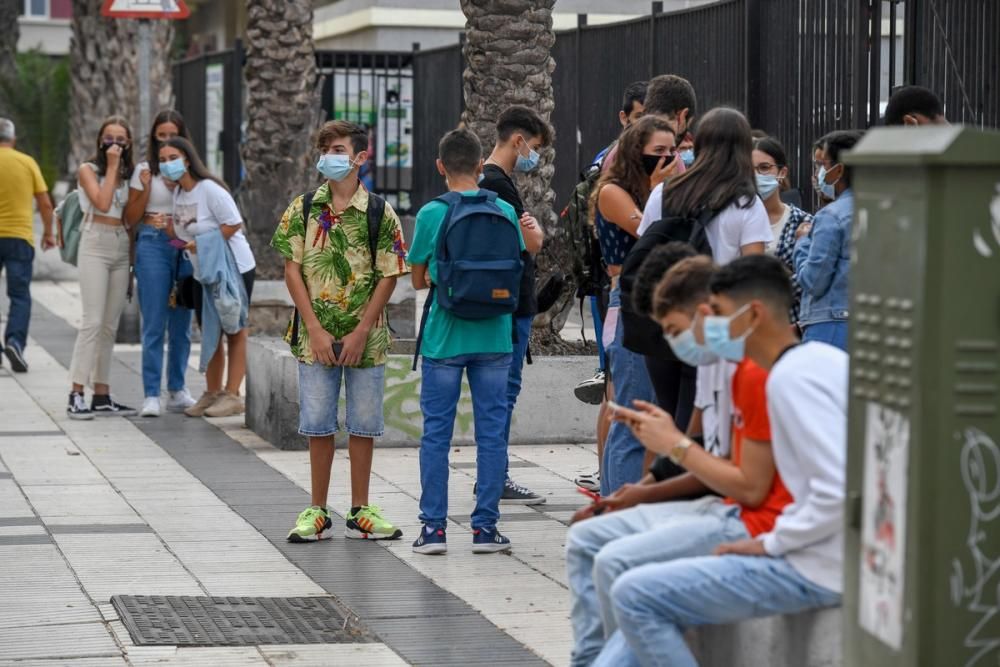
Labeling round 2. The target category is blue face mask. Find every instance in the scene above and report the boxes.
[816,164,840,200]
[514,137,540,173]
[756,173,781,199]
[704,303,754,362]
[160,158,187,182]
[680,149,695,167]
[317,153,357,182]
[664,315,719,367]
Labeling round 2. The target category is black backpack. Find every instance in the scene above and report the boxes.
[288,188,386,347]
[618,204,717,357]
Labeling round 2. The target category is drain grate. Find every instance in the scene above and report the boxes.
[111,595,367,646]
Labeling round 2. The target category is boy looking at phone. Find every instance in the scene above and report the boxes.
[272,120,410,543]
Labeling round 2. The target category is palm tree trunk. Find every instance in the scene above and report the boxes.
[69,0,173,168]
[0,0,20,116]
[460,0,577,350]
[238,0,320,279]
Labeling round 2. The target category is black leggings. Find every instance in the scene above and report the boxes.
[644,355,697,432]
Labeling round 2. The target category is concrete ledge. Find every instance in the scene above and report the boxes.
[246,337,598,450]
[692,607,842,667]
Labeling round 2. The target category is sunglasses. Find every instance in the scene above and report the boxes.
[102,137,129,147]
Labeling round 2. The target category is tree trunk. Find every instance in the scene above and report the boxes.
[460,0,579,352]
[0,0,20,116]
[69,0,174,168]
[238,0,320,280]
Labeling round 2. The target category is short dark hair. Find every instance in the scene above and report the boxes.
[709,255,794,321]
[496,105,552,147]
[622,81,648,115]
[652,255,717,319]
[884,85,943,125]
[753,135,788,167]
[817,129,864,186]
[438,128,482,176]
[633,242,698,315]
[317,120,368,155]
[643,74,697,120]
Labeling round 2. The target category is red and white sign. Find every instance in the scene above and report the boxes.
[100,0,190,19]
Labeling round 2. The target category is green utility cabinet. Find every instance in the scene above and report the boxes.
[843,126,1000,666]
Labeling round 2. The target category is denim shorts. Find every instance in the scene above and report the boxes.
[297,362,386,438]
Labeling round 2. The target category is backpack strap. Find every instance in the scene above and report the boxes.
[366,191,386,271]
[412,285,434,371]
[289,189,317,349]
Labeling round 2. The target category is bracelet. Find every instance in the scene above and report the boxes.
[668,436,693,465]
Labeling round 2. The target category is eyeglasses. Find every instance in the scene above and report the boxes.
[754,162,782,174]
[102,136,129,147]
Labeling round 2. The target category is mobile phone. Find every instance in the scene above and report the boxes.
[577,487,601,502]
[332,342,344,359]
[168,238,186,249]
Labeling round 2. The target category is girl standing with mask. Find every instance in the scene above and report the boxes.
[67,117,138,419]
[125,110,197,417]
[752,136,812,323]
[159,137,256,418]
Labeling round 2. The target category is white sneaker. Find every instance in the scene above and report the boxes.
[139,397,161,418]
[166,388,197,413]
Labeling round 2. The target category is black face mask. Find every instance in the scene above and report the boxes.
[641,153,672,176]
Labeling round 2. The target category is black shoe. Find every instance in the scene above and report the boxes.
[502,477,546,505]
[574,370,606,405]
[91,394,137,417]
[4,342,28,373]
[67,392,94,421]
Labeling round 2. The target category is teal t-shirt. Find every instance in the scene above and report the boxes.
[407,191,526,360]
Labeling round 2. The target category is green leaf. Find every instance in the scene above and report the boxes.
[332,253,353,285]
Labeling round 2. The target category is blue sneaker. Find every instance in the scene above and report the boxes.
[412,525,447,555]
[472,527,511,554]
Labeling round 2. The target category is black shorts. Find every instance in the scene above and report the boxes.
[194,268,256,328]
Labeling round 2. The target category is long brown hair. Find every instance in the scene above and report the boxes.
[663,107,756,218]
[87,115,135,181]
[147,110,193,176]
[593,115,675,212]
[159,136,229,192]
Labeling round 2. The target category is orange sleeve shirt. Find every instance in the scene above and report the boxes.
[725,359,794,537]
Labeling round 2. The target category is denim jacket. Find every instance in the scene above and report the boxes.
[794,189,853,327]
[193,230,248,372]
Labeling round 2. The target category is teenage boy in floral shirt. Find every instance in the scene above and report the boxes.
[272,120,409,542]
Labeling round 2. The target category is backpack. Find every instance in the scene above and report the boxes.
[561,147,611,297]
[288,187,386,347]
[618,204,717,357]
[412,189,524,369]
[55,189,87,266]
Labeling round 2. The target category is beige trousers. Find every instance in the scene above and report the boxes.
[69,222,130,387]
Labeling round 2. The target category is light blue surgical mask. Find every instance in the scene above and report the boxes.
[756,173,781,199]
[704,303,754,362]
[317,153,357,181]
[664,315,719,366]
[816,164,840,200]
[514,137,540,173]
[680,149,695,167]
[160,158,187,182]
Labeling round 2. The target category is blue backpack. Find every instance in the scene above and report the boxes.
[413,190,524,368]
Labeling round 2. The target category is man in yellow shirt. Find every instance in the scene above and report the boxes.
[0,118,56,373]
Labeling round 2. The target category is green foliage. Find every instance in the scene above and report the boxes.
[0,50,70,188]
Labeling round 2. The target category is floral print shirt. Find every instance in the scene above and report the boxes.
[271,182,409,366]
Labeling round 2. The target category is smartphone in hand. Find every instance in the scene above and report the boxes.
[168,238,187,249]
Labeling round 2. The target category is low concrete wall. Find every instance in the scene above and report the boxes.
[246,337,599,450]
[692,607,842,667]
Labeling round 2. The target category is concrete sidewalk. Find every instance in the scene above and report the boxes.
[0,276,599,666]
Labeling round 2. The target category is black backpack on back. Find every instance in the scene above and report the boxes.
[618,203,717,358]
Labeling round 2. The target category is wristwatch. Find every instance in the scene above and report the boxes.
[668,436,693,465]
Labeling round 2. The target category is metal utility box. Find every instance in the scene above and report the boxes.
[843,125,1000,666]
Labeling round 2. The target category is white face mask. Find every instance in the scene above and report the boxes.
[664,313,719,366]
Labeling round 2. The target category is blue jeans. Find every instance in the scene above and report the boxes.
[0,238,33,351]
[502,315,534,468]
[600,553,841,666]
[802,320,848,351]
[566,498,749,666]
[419,353,511,530]
[602,288,655,495]
[297,361,385,437]
[135,227,193,397]
[590,296,605,371]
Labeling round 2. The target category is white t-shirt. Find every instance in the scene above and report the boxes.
[694,361,735,459]
[173,179,256,273]
[638,185,773,264]
[129,160,175,214]
[767,204,791,254]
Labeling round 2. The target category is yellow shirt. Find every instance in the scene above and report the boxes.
[0,146,47,244]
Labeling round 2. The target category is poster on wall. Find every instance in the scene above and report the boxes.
[859,401,910,651]
[204,63,224,177]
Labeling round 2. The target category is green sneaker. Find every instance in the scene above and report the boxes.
[346,505,403,540]
[287,506,332,543]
